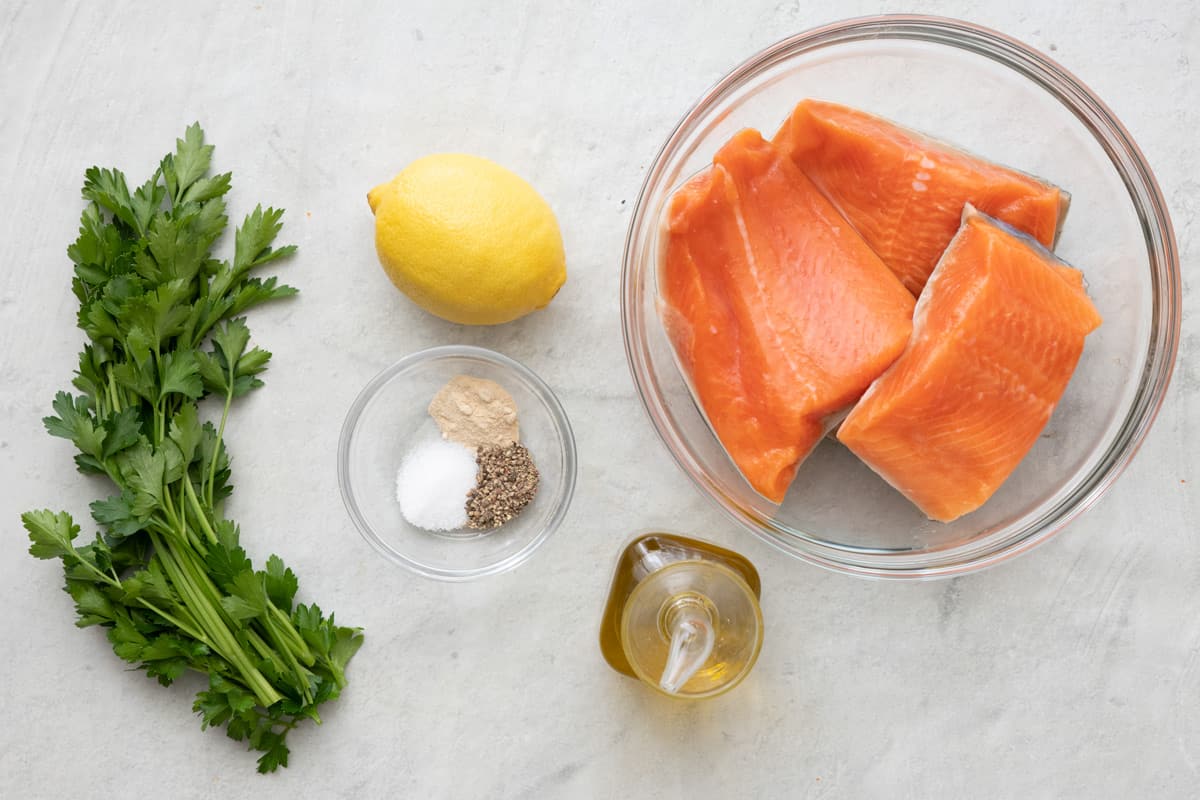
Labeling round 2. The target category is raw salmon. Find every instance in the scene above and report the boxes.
[661,129,916,503]
[773,99,1070,295]
[836,207,1102,522]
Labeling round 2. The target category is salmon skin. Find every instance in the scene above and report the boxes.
[773,99,1070,296]
[661,129,915,503]
[837,206,1103,522]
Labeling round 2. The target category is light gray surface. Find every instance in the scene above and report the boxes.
[0,1,1195,797]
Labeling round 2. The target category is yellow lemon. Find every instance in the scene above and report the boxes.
[367,154,566,325]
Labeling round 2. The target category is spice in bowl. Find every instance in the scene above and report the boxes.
[428,375,519,449]
[395,435,478,531]
[395,374,540,534]
[467,443,540,529]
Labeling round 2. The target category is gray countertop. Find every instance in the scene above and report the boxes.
[1,1,1196,797]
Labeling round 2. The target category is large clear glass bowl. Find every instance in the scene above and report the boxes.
[621,16,1180,579]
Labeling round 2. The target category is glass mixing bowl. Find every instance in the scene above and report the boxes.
[338,345,577,580]
[621,15,1180,578]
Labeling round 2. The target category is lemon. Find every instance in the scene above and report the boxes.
[367,154,566,325]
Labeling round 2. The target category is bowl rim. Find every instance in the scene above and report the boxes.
[337,344,578,581]
[620,14,1181,579]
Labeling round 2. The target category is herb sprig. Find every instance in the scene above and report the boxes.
[23,124,362,773]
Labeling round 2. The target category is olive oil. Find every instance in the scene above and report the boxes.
[599,533,763,698]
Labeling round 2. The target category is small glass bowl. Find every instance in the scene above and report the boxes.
[621,16,1181,578]
[338,345,577,581]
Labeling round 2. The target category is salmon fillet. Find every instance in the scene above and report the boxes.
[773,99,1070,295]
[837,206,1103,522]
[661,129,916,503]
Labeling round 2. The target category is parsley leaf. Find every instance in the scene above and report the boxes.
[235,205,297,273]
[130,172,167,234]
[23,509,81,560]
[90,490,145,539]
[263,555,298,612]
[101,407,143,458]
[82,167,138,231]
[162,123,213,203]
[167,403,202,465]
[43,392,105,460]
[158,349,204,400]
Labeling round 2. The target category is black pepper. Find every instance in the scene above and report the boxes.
[466,443,539,529]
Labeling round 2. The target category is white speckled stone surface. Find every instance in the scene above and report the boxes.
[1,1,1196,797]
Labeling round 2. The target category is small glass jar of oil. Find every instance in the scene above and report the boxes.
[599,533,763,699]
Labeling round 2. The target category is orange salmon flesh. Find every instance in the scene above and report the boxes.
[837,207,1102,522]
[661,129,916,503]
[773,99,1070,296]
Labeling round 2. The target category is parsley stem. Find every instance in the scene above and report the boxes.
[256,711,302,731]
[150,348,163,445]
[261,619,313,703]
[172,475,207,553]
[268,604,314,665]
[183,477,218,546]
[56,534,210,648]
[65,544,121,588]
[160,483,183,534]
[176,488,205,554]
[168,533,298,698]
[152,531,281,707]
[106,368,122,414]
[177,479,193,547]
[205,388,233,507]
[135,598,209,646]
[245,628,275,661]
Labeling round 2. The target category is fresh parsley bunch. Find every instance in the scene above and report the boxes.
[22,124,363,773]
